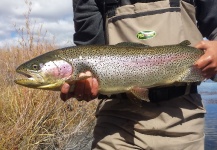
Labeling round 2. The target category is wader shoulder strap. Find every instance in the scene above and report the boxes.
[96,0,181,18]
[96,0,195,18]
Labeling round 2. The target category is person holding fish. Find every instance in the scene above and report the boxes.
[61,0,217,149]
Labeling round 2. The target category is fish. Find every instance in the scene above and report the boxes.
[14,40,214,101]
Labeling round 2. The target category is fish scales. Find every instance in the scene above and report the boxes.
[59,45,202,95]
[14,41,207,100]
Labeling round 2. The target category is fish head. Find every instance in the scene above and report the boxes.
[14,54,73,90]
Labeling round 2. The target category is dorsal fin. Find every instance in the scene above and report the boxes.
[179,40,191,46]
[115,42,150,48]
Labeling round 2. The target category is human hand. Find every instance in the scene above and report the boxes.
[195,40,217,79]
[60,71,99,102]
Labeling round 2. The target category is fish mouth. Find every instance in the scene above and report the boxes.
[14,70,64,90]
[16,71,34,79]
[14,70,44,87]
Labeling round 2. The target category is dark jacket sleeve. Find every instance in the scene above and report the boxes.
[73,0,105,45]
[196,0,217,40]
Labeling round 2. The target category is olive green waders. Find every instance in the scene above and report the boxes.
[92,0,205,149]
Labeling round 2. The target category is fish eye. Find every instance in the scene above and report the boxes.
[32,64,39,70]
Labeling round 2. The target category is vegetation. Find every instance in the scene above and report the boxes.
[0,1,97,149]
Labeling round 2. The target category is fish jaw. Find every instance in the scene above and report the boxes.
[15,69,45,88]
[14,59,74,90]
[15,69,68,90]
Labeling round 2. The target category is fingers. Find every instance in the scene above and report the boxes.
[60,71,99,102]
[194,40,217,79]
[195,54,212,70]
[84,77,93,101]
[60,83,74,101]
[75,77,99,101]
[74,71,93,101]
[61,82,70,94]
[194,41,211,69]
[74,79,91,100]
[91,78,99,97]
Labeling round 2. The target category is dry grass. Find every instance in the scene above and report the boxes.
[0,1,97,149]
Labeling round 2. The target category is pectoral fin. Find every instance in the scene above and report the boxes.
[77,75,92,80]
[65,75,92,92]
[127,87,150,102]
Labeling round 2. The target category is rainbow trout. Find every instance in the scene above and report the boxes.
[15,41,211,100]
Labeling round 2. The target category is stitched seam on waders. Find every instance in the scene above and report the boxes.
[108,7,181,23]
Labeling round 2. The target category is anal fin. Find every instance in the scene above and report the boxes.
[127,87,150,102]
